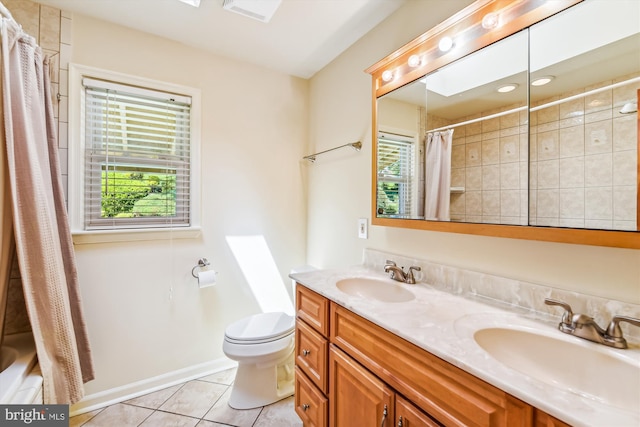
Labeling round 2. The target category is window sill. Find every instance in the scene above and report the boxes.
[72,227,202,245]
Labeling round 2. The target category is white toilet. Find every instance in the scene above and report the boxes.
[222,311,296,409]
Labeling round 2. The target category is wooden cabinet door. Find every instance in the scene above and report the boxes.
[396,395,442,427]
[295,366,328,427]
[329,345,395,427]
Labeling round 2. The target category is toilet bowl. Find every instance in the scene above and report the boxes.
[222,312,295,409]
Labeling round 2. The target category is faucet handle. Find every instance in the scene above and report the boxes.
[406,266,421,284]
[385,260,396,267]
[544,298,574,332]
[605,315,640,348]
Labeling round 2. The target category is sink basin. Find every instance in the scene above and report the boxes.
[336,278,415,303]
[474,327,640,411]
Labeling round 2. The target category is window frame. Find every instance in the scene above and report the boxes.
[69,64,201,244]
[376,130,418,219]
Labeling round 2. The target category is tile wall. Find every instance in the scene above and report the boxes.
[437,74,638,230]
[530,74,638,230]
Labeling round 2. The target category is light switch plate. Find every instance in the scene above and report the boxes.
[358,218,368,239]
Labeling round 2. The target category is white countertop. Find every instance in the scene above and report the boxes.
[290,266,640,427]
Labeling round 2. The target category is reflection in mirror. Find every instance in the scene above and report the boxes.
[375,0,639,232]
[529,0,639,231]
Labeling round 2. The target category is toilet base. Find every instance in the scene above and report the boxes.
[228,351,295,410]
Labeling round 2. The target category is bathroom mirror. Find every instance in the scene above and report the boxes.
[368,0,640,248]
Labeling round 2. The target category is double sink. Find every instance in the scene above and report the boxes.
[335,276,640,414]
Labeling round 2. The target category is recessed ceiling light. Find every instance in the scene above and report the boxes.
[176,0,201,7]
[532,76,554,86]
[497,83,518,93]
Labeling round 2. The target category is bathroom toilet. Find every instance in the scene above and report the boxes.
[222,311,295,409]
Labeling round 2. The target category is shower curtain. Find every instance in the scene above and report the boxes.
[0,6,94,404]
[424,129,453,221]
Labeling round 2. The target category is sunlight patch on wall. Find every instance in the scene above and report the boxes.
[226,235,294,315]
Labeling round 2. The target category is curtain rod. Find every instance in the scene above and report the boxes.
[303,141,362,162]
[427,76,640,133]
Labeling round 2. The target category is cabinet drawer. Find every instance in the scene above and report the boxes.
[296,284,329,336]
[397,394,442,427]
[296,318,329,393]
[534,409,572,427]
[295,366,328,427]
[330,304,533,427]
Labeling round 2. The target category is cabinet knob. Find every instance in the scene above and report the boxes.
[397,416,403,427]
[302,349,311,356]
[302,403,310,411]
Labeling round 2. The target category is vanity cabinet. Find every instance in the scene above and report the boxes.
[295,285,330,426]
[295,284,571,427]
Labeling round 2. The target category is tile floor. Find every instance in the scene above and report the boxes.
[69,368,302,427]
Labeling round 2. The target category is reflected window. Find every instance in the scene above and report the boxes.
[377,132,416,218]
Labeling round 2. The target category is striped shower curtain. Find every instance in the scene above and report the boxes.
[0,7,94,404]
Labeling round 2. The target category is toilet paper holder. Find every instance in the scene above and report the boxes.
[191,258,211,278]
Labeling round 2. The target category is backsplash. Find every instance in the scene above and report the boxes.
[363,248,640,341]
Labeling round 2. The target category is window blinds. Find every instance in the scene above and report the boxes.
[377,133,415,218]
[83,78,192,229]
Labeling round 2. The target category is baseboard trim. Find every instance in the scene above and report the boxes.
[70,357,237,417]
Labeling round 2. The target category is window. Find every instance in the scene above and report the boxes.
[377,132,416,218]
[69,65,201,242]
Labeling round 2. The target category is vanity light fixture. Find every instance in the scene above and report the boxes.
[497,83,518,93]
[482,12,500,29]
[531,75,554,86]
[408,55,422,68]
[381,70,395,82]
[438,36,454,52]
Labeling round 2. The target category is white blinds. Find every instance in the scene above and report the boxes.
[83,78,192,229]
[377,133,415,218]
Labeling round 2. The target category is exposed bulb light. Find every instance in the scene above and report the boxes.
[408,55,422,68]
[381,70,395,82]
[176,0,201,7]
[482,12,500,29]
[438,36,454,52]
[497,83,518,93]
[532,76,554,86]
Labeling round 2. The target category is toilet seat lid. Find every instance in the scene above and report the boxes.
[225,312,295,342]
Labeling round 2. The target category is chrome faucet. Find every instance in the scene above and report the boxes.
[383,260,421,284]
[545,298,640,349]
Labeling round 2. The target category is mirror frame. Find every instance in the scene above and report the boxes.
[366,0,640,249]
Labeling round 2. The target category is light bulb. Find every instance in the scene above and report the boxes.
[408,55,421,68]
[438,37,454,52]
[381,70,394,82]
[531,76,554,86]
[482,12,499,29]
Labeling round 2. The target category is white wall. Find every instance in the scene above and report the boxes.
[307,0,640,304]
[70,15,308,397]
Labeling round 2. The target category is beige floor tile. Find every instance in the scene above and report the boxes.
[81,404,153,427]
[199,367,237,386]
[69,409,103,427]
[195,420,228,426]
[140,410,199,427]
[125,384,182,409]
[253,397,302,427]
[203,388,261,427]
[159,380,227,418]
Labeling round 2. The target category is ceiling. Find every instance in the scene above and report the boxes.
[34,0,407,79]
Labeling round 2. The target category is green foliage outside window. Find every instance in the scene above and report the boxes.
[101,170,176,218]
